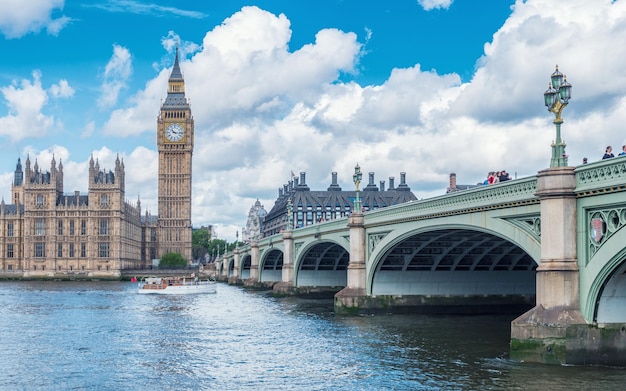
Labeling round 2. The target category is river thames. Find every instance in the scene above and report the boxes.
[1,281,625,390]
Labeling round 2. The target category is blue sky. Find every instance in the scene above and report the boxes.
[1,0,626,240]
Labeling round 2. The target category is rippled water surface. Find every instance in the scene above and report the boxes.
[1,281,625,390]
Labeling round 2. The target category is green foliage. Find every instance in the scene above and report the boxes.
[159,252,188,268]
[192,229,211,262]
[192,229,211,249]
[191,228,243,262]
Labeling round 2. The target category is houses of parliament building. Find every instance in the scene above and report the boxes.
[0,51,193,278]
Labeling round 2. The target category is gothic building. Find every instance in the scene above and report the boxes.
[261,171,417,238]
[241,199,267,243]
[0,50,192,277]
[156,48,194,261]
[0,155,153,277]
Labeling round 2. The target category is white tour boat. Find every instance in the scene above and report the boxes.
[137,275,216,295]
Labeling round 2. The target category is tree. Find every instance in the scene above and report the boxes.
[192,229,211,249]
[192,229,211,262]
[159,252,188,268]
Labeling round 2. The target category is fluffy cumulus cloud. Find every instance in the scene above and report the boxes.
[0,0,71,39]
[94,2,626,238]
[98,45,133,109]
[20,1,626,240]
[0,71,74,142]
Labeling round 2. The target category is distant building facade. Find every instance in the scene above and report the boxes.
[0,51,192,277]
[261,171,417,238]
[241,199,267,243]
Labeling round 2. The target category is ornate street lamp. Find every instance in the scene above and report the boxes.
[352,163,363,213]
[236,230,239,248]
[286,196,293,230]
[543,65,572,167]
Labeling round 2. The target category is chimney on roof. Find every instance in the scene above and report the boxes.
[364,172,378,191]
[327,171,342,191]
[279,188,283,197]
[388,176,395,190]
[380,180,385,192]
[397,172,410,191]
[449,173,457,190]
[297,172,310,190]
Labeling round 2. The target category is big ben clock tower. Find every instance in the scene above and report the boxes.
[157,48,193,261]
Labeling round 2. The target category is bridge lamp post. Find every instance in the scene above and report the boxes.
[352,163,363,214]
[286,196,293,230]
[543,65,572,167]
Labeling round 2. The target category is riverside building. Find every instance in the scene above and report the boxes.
[0,50,193,278]
[260,171,417,238]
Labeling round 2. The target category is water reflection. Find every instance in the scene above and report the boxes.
[0,282,625,390]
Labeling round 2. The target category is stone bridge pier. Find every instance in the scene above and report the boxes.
[511,167,626,365]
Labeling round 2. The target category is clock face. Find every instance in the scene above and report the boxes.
[165,123,184,142]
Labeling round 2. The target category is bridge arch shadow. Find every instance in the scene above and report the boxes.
[585,226,626,323]
[295,240,349,287]
[369,228,538,308]
[241,254,251,279]
[260,248,284,283]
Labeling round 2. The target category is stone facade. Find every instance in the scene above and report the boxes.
[0,155,157,277]
[0,51,193,278]
[241,199,267,243]
[156,48,194,261]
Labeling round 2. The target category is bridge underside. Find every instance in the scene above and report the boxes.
[297,242,348,287]
[597,259,626,322]
[260,249,283,282]
[369,229,537,312]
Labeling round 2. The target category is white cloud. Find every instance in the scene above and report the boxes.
[0,72,74,142]
[49,79,74,98]
[418,0,453,11]
[24,1,626,240]
[0,0,71,39]
[88,0,207,19]
[98,45,132,109]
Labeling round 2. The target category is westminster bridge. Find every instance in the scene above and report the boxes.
[215,158,626,366]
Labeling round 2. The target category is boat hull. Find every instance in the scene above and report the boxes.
[138,277,216,295]
[138,284,216,295]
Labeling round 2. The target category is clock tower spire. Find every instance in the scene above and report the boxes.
[157,48,194,261]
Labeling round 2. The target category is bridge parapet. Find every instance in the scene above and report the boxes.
[365,176,539,226]
[575,157,626,196]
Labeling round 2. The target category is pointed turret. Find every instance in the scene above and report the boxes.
[14,157,23,186]
[163,47,189,109]
[169,47,184,82]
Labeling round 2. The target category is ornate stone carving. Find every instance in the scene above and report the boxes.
[506,216,541,243]
[587,208,626,259]
[575,160,626,196]
[368,231,390,253]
